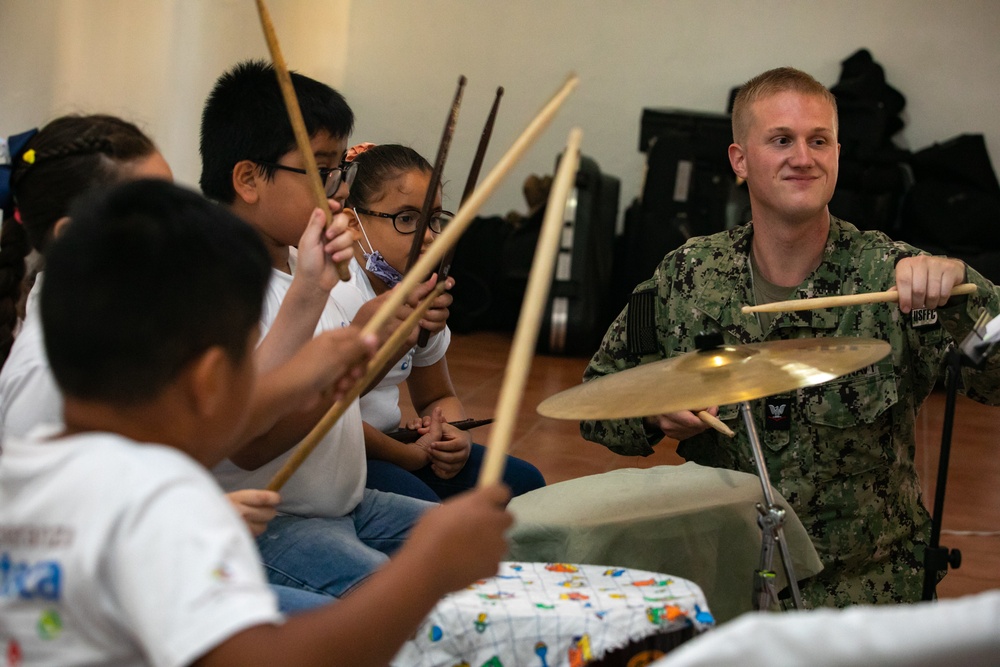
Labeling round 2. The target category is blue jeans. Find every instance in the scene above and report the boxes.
[272,584,331,614]
[256,488,434,598]
[366,443,546,501]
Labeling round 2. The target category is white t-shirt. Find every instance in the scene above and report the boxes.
[0,428,281,667]
[212,268,366,519]
[331,258,451,433]
[0,273,63,443]
[654,590,1000,666]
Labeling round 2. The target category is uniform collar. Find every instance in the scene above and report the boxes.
[690,219,852,342]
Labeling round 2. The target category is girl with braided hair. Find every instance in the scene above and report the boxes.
[0,115,171,436]
[0,115,167,366]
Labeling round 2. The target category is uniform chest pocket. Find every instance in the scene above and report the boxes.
[798,360,898,428]
[716,404,740,422]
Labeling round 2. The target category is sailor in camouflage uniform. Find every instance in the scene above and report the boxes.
[581,67,1000,608]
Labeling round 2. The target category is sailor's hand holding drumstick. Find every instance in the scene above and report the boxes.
[645,408,735,441]
[893,255,968,314]
[743,256,974,315]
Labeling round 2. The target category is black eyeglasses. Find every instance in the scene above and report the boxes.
[256,160,358,197]
[354,207,453,235]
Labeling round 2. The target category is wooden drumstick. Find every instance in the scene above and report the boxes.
[266,282,448,491]
[438,85,505,280]
[255,0,350,282]
[265,75,578,489]
[417,85,505,348]
[698,410,735,438]
[405,75,466,273]
[741,283,978,314]
[479,127,583,488]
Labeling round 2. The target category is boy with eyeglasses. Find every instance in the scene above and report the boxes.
[199,60,454,601]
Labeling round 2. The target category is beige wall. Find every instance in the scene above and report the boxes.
[2,0,999,222]
[0,0,349,189]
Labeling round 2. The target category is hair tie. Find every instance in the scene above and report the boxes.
[346,142,376,162]
[13,208,23,225]
[0,128,38,216]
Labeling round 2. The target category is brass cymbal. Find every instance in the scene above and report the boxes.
[537,337,891,420]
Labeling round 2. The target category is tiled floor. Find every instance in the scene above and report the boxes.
[405,330,1000,601]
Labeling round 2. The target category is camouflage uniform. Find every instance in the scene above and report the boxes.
[581,217,1000,608]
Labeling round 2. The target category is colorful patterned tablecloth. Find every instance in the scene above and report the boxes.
[391,562,714,667]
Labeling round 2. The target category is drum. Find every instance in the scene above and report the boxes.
[391,561,713,667]
[505,463,824,623]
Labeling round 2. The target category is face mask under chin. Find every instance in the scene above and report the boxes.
[363,249,404,288]
[353,208,405,288]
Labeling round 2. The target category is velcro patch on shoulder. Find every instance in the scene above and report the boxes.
[627,288,658,355]
[910,308,940,329]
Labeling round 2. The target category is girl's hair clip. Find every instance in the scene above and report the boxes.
[1,128,38,214]
[22,149,36,165]
[346,142,376,162]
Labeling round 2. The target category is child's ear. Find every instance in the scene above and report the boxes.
[185,346,232,418]
[232,160,261,205]
[344,208,364,242]
[51,216,73,239]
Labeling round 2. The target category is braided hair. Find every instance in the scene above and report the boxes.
[0,114,156,365]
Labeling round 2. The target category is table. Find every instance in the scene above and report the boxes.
[392,561,714,667]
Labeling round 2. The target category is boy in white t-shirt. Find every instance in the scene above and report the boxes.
[199,60,455,599]
[0,179,512,666]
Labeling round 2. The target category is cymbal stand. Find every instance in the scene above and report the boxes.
[739,401,804,611]
[921,347,964,600]
[922,311,997,600]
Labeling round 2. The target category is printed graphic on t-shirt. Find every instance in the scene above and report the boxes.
[36,610,62,640]
[6,638,23,666]
[1,549,65,603]
[1,526,73,598]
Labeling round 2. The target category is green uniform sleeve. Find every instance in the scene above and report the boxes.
[580,268,670,456]
[938,263,1000,404]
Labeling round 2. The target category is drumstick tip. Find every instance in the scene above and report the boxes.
[496,86,505,96]
[698,410,735,438]
[558,73,580,91]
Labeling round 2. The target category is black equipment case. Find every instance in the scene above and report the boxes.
[610,109,736,320]
[538,154,621,356]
